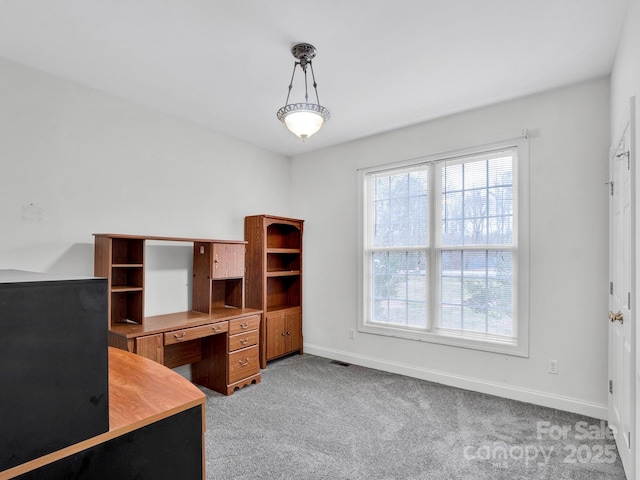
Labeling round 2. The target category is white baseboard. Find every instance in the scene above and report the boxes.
[303,343,607,420]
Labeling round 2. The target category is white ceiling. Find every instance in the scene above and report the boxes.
[0,0,629,157]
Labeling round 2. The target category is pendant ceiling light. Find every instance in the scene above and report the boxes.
[277,43,330,140]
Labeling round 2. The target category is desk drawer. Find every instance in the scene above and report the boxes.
[228,346,259,384]
[164,321,228,346]
[228,330,259,352]
[228,315,260,335]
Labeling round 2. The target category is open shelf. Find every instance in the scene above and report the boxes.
[266,223,301,250]
[266,270,300,312]
[267,251,300,273]
[111,265,143,290]
[112,238,144,265]
[111,290,143,325]
[210,278,244,310]
[93,235,146,328]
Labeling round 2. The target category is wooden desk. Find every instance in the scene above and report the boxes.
[94,234,263,395]
[0,348,206,480]
[110,308,262,395]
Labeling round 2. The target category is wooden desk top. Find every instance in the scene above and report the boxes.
[109,307,262,339]
[108,347,205,431]
[93,233,246,244]
[0,348,205,480]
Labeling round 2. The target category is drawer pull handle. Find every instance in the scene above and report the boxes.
[240,338,249,345]
[281,332,286,336]
[174,332,187,340]
[240,322,249,329]
[212,324,222,331]
[286,331,291,336]
[238,357,250,367]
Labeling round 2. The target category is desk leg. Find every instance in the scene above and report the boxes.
[191,333,227,393]
[135,334,164,364]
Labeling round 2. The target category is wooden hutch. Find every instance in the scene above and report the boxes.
[94,234,261,395]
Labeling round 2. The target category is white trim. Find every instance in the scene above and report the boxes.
[304,343,607,420]
[355,129,529,172]
[609,95,637,479]
[357,321,526,356]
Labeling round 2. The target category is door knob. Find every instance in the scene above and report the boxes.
[609,311,624,324]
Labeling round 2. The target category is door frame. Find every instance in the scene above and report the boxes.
[609,95,636,479]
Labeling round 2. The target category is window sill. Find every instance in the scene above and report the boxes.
[358,322,529,357]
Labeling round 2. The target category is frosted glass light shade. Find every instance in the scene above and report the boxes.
[284,110,324,139]
[277,102,330,140]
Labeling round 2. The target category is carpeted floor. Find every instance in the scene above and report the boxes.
[200,354,627,480]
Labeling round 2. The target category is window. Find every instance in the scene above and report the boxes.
[358,138,529,356]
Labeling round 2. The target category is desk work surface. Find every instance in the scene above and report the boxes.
[0,348,205,480]
[93,232,247,244]
[109,308,262,338]
[108,347,205,431]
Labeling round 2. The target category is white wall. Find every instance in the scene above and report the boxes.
[611,0,640,131]
[0,57,291,315]
[291,78,611,418]
[0,48,616,419]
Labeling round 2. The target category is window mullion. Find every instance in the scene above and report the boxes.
[429,162,438,332]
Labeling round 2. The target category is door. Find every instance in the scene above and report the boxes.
[265,308,303,360]
[609,98,635,478]
[212,243,245,279]
[266,311,287,359]
[286,308,303,354]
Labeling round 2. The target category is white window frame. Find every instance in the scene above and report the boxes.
[357,136,529,357]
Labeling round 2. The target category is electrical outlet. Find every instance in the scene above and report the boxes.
[548,359,559,375]
[349,328,356,340]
